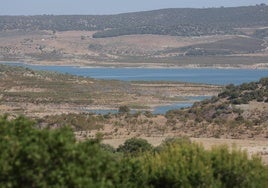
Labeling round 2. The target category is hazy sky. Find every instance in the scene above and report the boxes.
[1,0,268,15]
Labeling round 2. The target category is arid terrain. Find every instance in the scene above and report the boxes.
[0,5,268,164]
[0,29,268,163]
[1,65,267,163]
[1,5,268,68]
[1,6,268,187]
[0,64,220,117]
[1,30,268,68]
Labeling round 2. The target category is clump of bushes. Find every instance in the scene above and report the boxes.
[126,139,268,187]
[117,137,153,155]
[166,77,268,128]
[38,113,105,131]
[1,116,267,187]
[0,116,122,187]
[219,78,268,104]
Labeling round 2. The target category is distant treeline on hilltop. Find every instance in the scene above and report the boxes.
[0,5,268,38]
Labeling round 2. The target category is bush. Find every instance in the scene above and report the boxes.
[259,77,268,87]
[130,142,217,187]
[0,116,121,187]
[155,136,191,152]
[127,143,268,187]
[210,145,268,187]
[0,116,267,187]
[117,138,153,155]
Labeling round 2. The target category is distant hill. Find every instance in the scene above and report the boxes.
[1,5,268,38]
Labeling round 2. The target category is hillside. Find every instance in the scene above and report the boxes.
[0,64,220,117]
[1,5,268,68]
[1,64,267,140]
[0,5,268,38]
[72,78,268,141]
[0,65,267,162]
[166,78,268,139]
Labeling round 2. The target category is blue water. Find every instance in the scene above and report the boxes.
[88,102,201,115]
[88,96,211,115]
[3,62,268,85]
[153,102,193,114]
[87,103,193,115]
[2,62,268,114]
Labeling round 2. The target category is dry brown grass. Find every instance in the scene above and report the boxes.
[0,65,221,117]
[2,30,267,68]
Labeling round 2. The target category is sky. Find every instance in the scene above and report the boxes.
[0,0,268,15]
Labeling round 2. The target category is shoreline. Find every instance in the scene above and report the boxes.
[1,60,268,70]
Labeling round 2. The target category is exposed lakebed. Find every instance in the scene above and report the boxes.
[2,62,268,114]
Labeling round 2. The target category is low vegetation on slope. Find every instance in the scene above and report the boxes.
[166,37,264,56]
[0,65,267,140]
[34,77,268,140]
[166,78,268,139]
[0,116,267,187]
[0,64,220,117]
[0,5,268,38]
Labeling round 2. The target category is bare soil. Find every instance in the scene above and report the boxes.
[0,65,221,117]
[1,30,267,164]
[1,30,268,68]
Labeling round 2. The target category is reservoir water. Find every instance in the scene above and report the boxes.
[3,62,268,85]
[2,62,268,114]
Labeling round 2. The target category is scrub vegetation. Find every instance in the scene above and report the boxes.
[1,5,268,38]
[1,116,267,187]
[1,5,268,68]
[0,64,220,117]
[1,4,268,186]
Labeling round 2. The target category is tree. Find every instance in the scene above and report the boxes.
[117,138,153,155]
[0,116,121,187]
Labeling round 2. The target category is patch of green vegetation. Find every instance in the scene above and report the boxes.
[38,113,106,131]
[117,55,268,67]
[1,5,268,38]
[128,104,150,109]
[117,137,153,156]
[165,77,268,137]
[168,37,264,56]
[1,116,267,187]
[219,78,268,105]
[0,64,95,105]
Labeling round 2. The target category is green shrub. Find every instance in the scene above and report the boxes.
[0,116,121,187]
[155,136,191,152]
[127,143,268,187]
[259,77,268,87]
[1,116,267,187]
[131,142,217,187]
[117,138,153,155]
[210,145,268,187]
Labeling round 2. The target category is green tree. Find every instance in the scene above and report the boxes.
[0,116,121,187]
[117,138,153,155]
